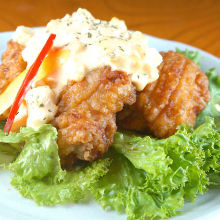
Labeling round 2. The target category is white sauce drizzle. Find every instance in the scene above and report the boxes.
[12,8,163,128]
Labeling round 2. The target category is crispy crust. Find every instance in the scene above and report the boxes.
[117,51,211,138]
[53,66,136,167]
[0,40,26,94]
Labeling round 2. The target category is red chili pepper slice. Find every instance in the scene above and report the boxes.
[4,33,56,133]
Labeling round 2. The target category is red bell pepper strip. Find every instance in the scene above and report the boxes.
[4,33,56,133]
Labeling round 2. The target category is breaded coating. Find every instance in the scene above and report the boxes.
[0,40,26,93]
[117,51,210,138]
[53,66,136,166]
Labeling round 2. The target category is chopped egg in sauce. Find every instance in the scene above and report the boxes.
[25,86,57,128]
[12,8,162,129]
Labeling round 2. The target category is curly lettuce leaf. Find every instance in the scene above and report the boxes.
[8,125,64,181]
[8,124,111,205]
[11,158,111,206]
[92,149,182,220]
[176,48,201,66]
[0,129,23,164]
[93,117,220,219]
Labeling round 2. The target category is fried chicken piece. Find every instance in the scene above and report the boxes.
[117,51,210,138]
[53,66,136,167]
[0,40,27,94]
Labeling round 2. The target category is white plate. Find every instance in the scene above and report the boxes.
[0,31,219,220]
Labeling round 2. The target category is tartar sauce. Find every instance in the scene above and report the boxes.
[12,8,163,129]
[25,86,57,128]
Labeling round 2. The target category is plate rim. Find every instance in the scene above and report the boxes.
[0,30,219,220]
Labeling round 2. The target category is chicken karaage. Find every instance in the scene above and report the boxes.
[53,66,136,166]
[117,51,210,138]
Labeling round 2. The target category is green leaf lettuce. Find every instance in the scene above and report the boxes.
[93,117,220,219]
[176,48,201,66]
[0,128,23,164]
[6,124,111,205]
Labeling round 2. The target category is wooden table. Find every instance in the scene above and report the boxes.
[0,0,219,57]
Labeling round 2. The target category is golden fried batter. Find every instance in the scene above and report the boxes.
[0,40,26,94]
[53,66,136,166]
[117,51,210,138]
